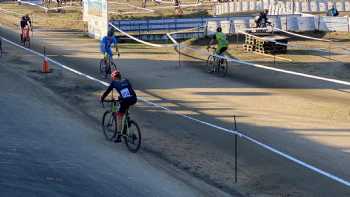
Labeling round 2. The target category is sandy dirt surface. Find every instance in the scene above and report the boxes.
[108,0,213,20]
[0,1,85,31]
[0,41,233,197]
[0,49,233,197]
[189,32,350,81]
[1,17,350,197]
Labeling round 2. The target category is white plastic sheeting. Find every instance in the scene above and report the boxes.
[233,19,250,33]
[249,0,256,11]
[336,1,345,11]
[318,16,349,32]
[235,1,242,12]
[327,1,333,10]
[286,16,299,31]
[207,20,231,35]
[221,20,231,34]
[297,16,316,32]
[301,2,311,13]
[215,0,349,16]
[207,14,350,34]
[207,21,218,35]
[345,1,350,11]
[242,1,249,12]
[319,2,327,12]
[310,1,319,12]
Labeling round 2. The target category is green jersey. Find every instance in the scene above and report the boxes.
[214,32,228,49]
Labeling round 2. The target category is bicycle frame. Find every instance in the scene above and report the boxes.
[102,99,141,152]
[104,100,130,135]
[209,48,223,68]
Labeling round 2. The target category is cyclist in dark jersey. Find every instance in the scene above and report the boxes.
[100,70,137,142]
[255,9,271,28]
[20,14,32,42]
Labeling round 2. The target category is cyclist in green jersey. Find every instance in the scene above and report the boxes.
[208,27,229,56]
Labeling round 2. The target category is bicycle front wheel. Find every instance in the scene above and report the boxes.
[218,59,228,77]
[207,55,215,73]
[125,120,141,153]
[110,61,118,71]
[102,111,118,141]
[24,39,30,48]
[99,59,107,75]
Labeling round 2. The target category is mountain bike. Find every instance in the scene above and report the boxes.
[101,99,141,153]
[22,27,31,48]
[207,47,228,77]
[99,54,117,79]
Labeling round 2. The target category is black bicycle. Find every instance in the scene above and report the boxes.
[101,99,141,153]
[207,47,228,77]
[99,54,118,79]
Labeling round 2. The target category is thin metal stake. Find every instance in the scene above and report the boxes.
[329,32,331,59]
[234,115,238,183]
[178,43,181,68]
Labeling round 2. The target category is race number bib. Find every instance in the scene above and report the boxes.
[120,88,131,98]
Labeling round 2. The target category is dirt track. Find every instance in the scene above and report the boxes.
[1,24,350,196]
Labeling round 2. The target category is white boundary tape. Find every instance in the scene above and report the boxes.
[152,3,202,10]
[109,2,155,13]
[18,0,78,11]
[110,23,350,86]
[274,27,331,42]
[109,23,171,48]
[1,35,350,187]
[18,1,48,11]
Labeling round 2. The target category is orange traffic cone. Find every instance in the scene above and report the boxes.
[42,56,49,73]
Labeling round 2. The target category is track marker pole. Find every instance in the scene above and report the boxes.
[234,115,238,183]
[178,42,181,68]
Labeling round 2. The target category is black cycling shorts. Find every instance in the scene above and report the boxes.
[118,98,137,113]
[217,47,228,55]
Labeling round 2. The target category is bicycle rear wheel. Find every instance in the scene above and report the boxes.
[207,55,215,73]
[218,59,228,77]
[102,111,118,141]
[124,120,141,153]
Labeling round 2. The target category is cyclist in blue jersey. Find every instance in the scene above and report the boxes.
[101,70,137,143]
[100,30,120,64]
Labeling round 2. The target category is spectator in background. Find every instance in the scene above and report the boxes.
[327,5,339,16]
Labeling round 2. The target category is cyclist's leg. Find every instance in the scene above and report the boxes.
[217,47,228,64]
[106,49,113,72]
[103,52,108,63]
[25,27,29,40]
[20,28,24,41]
[117,101,128,134]
[218,47,227,56]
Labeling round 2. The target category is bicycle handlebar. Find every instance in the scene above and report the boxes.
[103,99,120,103]
[101,99,119,108]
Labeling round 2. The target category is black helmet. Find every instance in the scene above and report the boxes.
[217,27,222,32]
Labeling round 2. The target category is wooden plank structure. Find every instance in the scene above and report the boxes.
[244,34,288,55]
